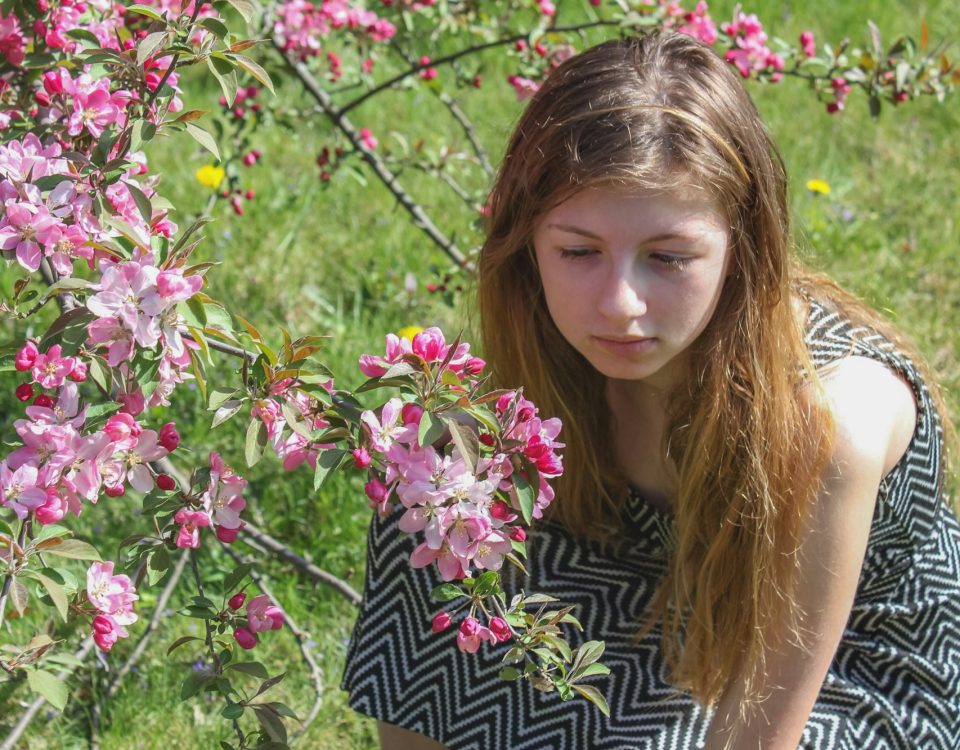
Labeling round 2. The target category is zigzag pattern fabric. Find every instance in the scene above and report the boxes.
[341,299,960,749]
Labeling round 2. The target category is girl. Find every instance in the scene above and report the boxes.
[342,32,960,749]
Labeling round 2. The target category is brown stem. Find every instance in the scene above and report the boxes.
[340,19,620,116]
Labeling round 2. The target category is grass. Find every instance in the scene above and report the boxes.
[1,0,959,747]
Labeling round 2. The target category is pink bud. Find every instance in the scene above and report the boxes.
[488,616,511,642]
[159,422,180,452]
[118,390,145,416]
[463,357,486,375]
[68,361,87,382]
[14,341,38,371]
[364,479,389,504]
[509,526,527,542]
[36,489,67,525]
[490,500,512,521]
[92,614,114,635]
[245,189,255,200]
[216,524,241,543]
[34,89,50,106]
[242,152,257,166]
[32,394,55,408]
[15,383,34,402]
[156,474,177,491]
[431,612,452,633]
[228,592,247,610]
[104,483,126,498]
[401,402,423,426]
[105,413,141,442]
[459,616,479,637]
[352,447,371,469]
[234,627,257,650]
[265,605,284,630]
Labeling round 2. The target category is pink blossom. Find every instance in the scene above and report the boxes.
[156,269,203,300]
[86,560,138,616]
[29,344,76,390]
[678,1,718,46]
[456,616,497,653]
[246,594,284,632]
[35,487,68,525]
[358,127,378,150]
[0,202,59,273]
[507,74,541,102]
[0,461,47,519]
[0,13,25,66]
[174,508,211,548]
[800,30,816,57]
[361,398,418,452]
[104,413,141,445]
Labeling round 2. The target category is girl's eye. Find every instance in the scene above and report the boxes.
[651,253,691,271]
[559,247,597,260]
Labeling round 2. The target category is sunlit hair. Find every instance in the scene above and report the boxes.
[477,31,953,716]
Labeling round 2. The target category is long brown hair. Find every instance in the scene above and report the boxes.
[478,31,952,710]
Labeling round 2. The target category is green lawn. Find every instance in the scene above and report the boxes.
[1,0,958,747]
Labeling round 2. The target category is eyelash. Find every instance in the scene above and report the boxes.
[558,248,691,271]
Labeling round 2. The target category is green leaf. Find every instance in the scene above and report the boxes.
[227,661,269,679]
[129,119,157,153]
[417,410,445,447]
[37,538,101,561]
[575,663,611,679]
[430,583,465,603]
[136,30,169,66]
[251,671,286,700]
[498,667,521,681]
[572,684,610,716]
[212,399,244,429]
[39,308,95,350]
[167,635,204,656]
[124,4,166,21]
[252,704,287,744]
[313,448,345,491]
[513,473,535,526]
[30,571,69,622]
[205,55,238,107]
[27,669,69,710]
[244,418,268,467]
[184,122,221,161]
[221,702,245,720]
[87,356,114,396]
[263,701,299,719]
[222,562,253,594]
[180,671,212,700]
[124,180,154,227]
[229,53,274,95]
[198,17,230,40]
[447,418,479,474]
[208,387,237,410]
[223,0,258,23]
[570,640,605,678]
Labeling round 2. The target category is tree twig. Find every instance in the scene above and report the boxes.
[271,40,469,270]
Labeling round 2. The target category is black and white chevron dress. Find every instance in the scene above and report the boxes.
[341,299,960,749]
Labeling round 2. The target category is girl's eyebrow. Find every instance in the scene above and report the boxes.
[545,223,697,244]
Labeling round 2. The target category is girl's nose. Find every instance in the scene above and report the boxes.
[597,266,647,321]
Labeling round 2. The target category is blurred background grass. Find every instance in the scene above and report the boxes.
[1,0,958,747]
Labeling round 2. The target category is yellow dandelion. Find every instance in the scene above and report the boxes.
[398,325,425,341]
[805,178,831,195]
[196,164,225,190]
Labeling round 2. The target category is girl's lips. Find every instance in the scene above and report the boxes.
[592,336,657,355]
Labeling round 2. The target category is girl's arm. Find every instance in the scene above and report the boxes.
[378,721,450,750]
[705,355,918,750]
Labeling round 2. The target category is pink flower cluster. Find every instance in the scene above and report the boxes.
[174,451,248,548]
[0,369,178,522]
[357,329,561,583]
[358,326,485,380]
[231,593,284,650]
[86,560,139,651]
[251,378,335,472]
[85,252,202,409]
[431,612,512,653]
[720,9,784,80]
[273,0,397,61]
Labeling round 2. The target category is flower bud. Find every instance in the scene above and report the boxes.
[490,500,512,521]
[509,526,527,543]
[431,612,452,633]
[14,341,38,371]
[32,394,55,408]
[104,483,126,498]
[233,626,257,650]
[15,383,34,402]
[68,360,87,382]
[228,592,247,610]
[488,616,511,642]
[401,402,423,426]
[364,479,389,504]
[93,614,114,635]
[352,447,371,469]
[156,474,177,491]
[216,524,241,544]
[159,422,180,452]
[105,413,140,442]
[459,616,479,637]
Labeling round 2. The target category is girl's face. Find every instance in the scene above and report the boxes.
[533,185,732,391]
